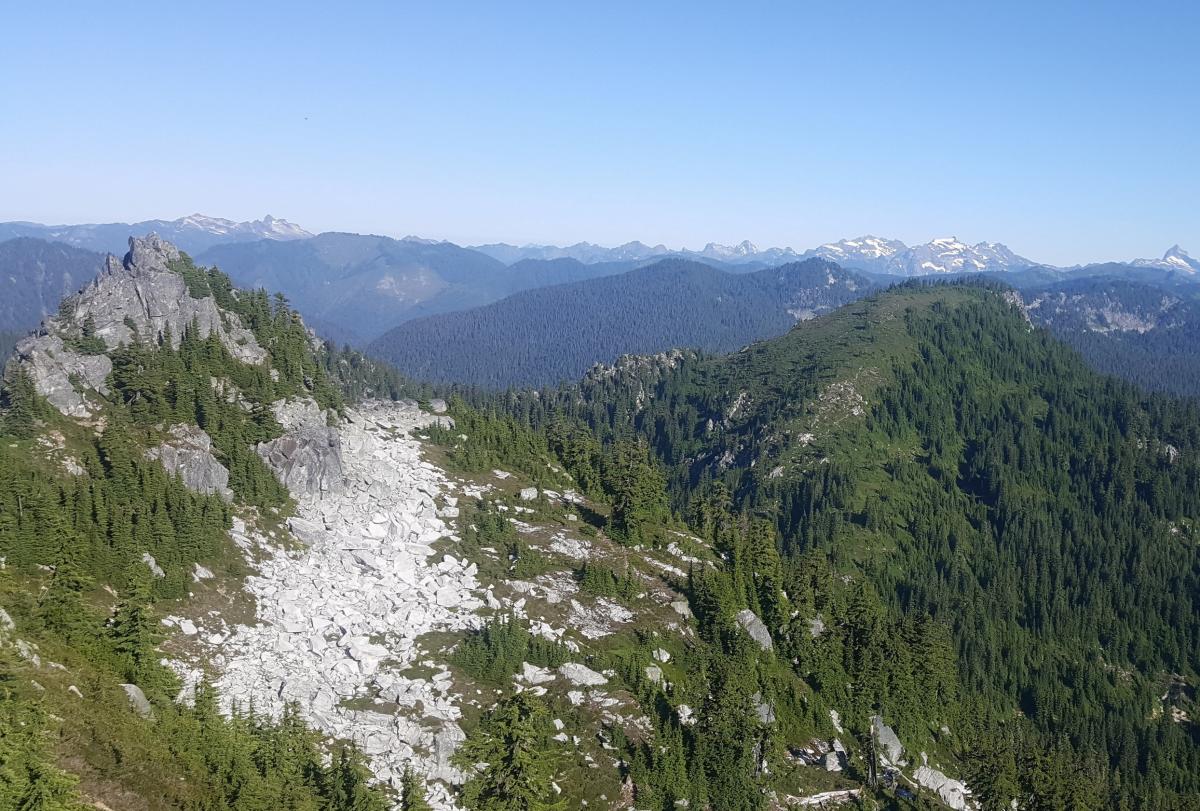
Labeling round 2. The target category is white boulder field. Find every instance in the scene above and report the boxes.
[189,401,485,809]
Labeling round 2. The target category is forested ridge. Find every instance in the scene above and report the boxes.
[369,258,870,388]
[450,280,1200,808]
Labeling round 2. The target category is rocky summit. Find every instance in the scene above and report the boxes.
[9,234,266,416]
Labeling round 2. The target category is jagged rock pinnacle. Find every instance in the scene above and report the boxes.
[8,234,267,417]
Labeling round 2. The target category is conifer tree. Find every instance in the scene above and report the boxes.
[400,763,433,811]
[454,693,564,811]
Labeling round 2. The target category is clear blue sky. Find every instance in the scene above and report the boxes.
[2,0,1196,265]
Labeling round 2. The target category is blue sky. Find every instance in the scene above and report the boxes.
[2,1,1196,264]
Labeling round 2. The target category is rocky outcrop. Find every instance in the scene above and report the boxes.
[871,715,905,765]
[120,683,153,718]
[9,234,267,417]
[72,235,266,363]
[146,424,233,501]
[735,608,773,651]
[10,333,111,417]
[257,398,344,496]
[914,764,970,810]
[558,662,608,687]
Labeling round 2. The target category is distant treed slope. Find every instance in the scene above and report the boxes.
[369,257,872,388]
[197,234,644,343]
[1024,277,1200,398]
[0,238,104,332]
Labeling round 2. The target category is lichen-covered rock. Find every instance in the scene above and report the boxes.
[735,608,773,651]
[146,424,233,501]
[257,398,344,496]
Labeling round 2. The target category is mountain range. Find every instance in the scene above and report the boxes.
[472,234,1041,274]
[0,213,310,255]
[364,251,1200,392]
[5,224,1200,398]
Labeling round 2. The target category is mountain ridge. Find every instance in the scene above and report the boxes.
[0,213,311,255]
[368,257,871,387]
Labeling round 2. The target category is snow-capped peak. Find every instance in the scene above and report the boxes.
[700,240,760,258]
[811,236,907,263]
[1163,245,1198,272]
[1132,245,1199,273]
[804,236,1032,275]
[174,213,311,241]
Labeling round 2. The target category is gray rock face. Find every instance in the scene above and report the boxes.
[120,683,153,718]
[752,692,776,725]
[74,235,266,364]
[871,715,905,765]
[286,516,325,546]
[735,608,773,651]
[141,552,165,578]
[257,398,344,496]
[914,764,970,810]
[11,333,111,417]
[8,234,267,417]
[146,424,233,501]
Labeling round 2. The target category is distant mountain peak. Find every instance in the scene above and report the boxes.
[699,240,760,258]
[805,235,1031,275]
[171,213,311,240]
[1164,245,1194,264]
[1131,245,1198,274]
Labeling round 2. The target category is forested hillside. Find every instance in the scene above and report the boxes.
[0,238,104,333]
[468,281,1200,808]
[369,258,871,388]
